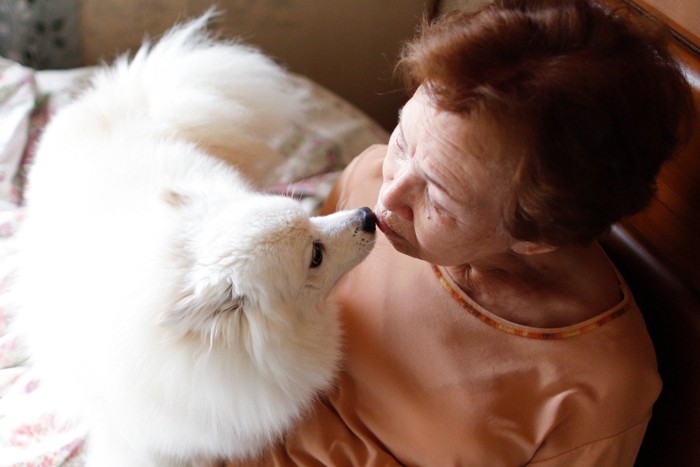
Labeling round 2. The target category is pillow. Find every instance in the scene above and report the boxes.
[0,59,38,210]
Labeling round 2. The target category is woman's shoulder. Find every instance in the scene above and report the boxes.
[320,144,386,215]
[347,144,386,177]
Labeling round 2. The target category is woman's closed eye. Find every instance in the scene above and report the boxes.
[425,187,450,216]
[394,124,411,156]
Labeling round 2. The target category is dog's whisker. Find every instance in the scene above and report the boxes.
[288,183,305,204]
[286,181,296,198]
[337,198,350,211]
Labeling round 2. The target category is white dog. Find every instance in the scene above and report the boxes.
[13,14,375,466]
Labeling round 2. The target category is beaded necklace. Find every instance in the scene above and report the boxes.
[431,264,629,340]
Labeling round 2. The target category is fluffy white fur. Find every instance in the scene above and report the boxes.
[13,14,375,466]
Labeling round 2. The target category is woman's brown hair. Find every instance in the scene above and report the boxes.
[398,0,695,245]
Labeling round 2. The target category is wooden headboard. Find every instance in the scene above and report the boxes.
[612,0,700,295]
[595,1,700,465]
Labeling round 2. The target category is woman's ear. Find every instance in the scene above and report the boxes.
[510,240,558,255]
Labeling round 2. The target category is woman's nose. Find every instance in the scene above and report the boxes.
[379,167,419,222]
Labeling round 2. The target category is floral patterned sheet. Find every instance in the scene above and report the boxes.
[0,57,389,466]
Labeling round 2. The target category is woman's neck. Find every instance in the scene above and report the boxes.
[443,242,622,328]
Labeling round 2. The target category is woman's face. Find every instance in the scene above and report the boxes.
[375,87,523,267]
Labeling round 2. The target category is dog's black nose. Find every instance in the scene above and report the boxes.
[358,207,376,233]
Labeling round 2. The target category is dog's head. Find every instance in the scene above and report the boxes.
[161,192,375,351]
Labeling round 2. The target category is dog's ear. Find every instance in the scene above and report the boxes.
[161,189,190,208]
[161,278,247,333]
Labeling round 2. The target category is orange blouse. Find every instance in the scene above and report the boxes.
[229,145,661,466]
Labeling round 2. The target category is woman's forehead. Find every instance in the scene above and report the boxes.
[399,89,523,210]
[402,88,519,169]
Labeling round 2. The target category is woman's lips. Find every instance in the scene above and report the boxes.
[376,213,392,235]
[375,208,400,239]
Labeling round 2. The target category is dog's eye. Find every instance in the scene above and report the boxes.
[310,242,323,268]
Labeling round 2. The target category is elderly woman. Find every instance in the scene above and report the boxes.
[232,0,694,465]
